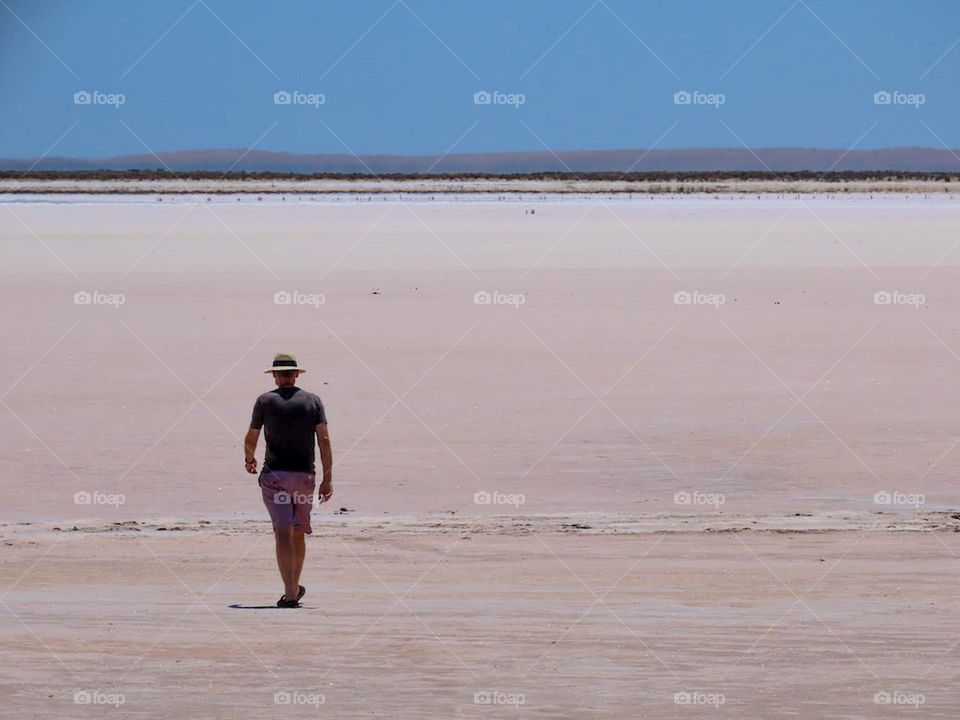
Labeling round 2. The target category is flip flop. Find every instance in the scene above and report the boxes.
[298,585,306,601]
[277,595,300,608]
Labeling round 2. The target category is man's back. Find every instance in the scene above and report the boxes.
[250,387,326,473]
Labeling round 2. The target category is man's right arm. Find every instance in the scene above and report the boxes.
[316,423,333,501]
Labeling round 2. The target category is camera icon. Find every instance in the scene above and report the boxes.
[673,290,692,305]
[473,491,492,505]
[274,91,292,105]
[673,491,691,505]
[873,491,892,505]
[74,690,92,704]
[74,290,92,305]
[473,91,492,105]
[673,91,691,105]
[874,691,892,705]
[73,91,92,105]
[274,290,292,305]
[873,91,891,105]
[473,290,492,305]
[74,491,92,505]
[873,291,892,305]
[274,691,292,705]
[673,692,692,705]
[474,691,492,704]
[274,491,291,504]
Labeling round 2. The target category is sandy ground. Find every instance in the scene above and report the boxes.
[1,193,959,717]
[1,518,959,718]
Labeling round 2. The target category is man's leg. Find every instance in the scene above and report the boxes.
[289,476,313,595]
[292,530,306,591]
[273,526,299,600]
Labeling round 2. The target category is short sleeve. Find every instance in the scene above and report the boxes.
[315,396,327,425]
[250,396,265,430]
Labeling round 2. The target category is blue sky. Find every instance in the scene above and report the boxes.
[1,0,958,158]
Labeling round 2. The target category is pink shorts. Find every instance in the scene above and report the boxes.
[259,470,316,534]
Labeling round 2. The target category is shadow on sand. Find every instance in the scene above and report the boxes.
[228,604,313,610]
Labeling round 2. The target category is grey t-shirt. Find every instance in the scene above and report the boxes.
[250,387,327,473]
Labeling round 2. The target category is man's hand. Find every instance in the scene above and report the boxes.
[245,457,258,474]
[318,478,333,503]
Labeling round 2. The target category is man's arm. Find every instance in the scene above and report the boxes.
[316,422,333,502]
[244,428,260,474]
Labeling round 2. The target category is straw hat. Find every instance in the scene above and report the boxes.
[264,352,306,373]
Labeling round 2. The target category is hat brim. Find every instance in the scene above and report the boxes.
[264,367,306,373]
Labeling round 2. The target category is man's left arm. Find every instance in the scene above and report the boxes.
[244,428,260,474]
[245,396,264,474]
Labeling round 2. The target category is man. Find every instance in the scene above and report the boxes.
[244,353,333,608]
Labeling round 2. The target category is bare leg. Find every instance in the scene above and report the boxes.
[273,527,299,600]
[292,530,306,592]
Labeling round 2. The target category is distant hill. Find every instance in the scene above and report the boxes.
[3,147,960,173]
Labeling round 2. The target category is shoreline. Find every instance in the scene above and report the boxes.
[4,510,957,542]
[3,178,960,195]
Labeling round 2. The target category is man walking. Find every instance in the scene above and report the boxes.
[244,353,333,608]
